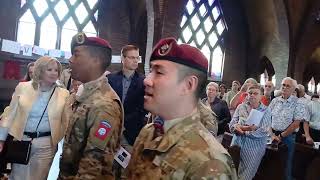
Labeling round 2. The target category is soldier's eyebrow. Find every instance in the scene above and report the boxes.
[150,64,165,72]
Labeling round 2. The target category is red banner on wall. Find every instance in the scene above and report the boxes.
[3,60,21,80]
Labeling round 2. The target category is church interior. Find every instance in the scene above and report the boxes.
[0,0,320,179]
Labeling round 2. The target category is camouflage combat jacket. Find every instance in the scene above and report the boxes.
[59,76,124,180]
[198,101,219,137]
[127,110,237,180]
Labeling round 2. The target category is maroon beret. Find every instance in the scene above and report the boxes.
[151,37,208,73]
[71,32,112,54]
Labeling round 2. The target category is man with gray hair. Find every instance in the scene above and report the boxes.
[297,84,311,101]
[268,77,307,180]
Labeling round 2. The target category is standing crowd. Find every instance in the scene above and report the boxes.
[0,32,319,180]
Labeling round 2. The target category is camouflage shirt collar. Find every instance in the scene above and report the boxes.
[163,108,197,133]
[76,74,107,102]
[144,109,201,152]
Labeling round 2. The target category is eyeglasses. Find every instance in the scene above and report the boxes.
[248,92,260,95]
[265,85,272,88]
[281,83,291,88]
[125,56,140,61]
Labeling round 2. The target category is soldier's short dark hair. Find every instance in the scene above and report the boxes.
[177,65,207,100]
[87,46,112,71]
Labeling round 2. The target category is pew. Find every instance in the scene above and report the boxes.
[293,143,320,180]
[254,144,287,180]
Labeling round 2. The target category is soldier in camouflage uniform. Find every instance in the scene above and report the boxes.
[59,33,124,180]
[198,100,219,137]
[127,38,237,179]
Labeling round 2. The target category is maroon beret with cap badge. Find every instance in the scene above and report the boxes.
[71,32,112,54]
[150,37,208,73]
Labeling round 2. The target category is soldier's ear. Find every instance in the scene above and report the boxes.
[181,75,198,95]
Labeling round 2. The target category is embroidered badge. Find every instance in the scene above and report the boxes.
[158,42,172,56]
[76,32,85,44]
[95,120,112,140]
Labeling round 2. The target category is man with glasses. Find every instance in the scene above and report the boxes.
[108,45,147,150]
[268,77,306,180]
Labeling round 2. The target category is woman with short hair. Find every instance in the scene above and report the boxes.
[202,82,231,135]
[229,84,272,180]
[0,56,70,180]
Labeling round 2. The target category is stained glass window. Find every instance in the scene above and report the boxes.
[179,0,227,81]
[17,0,99,52]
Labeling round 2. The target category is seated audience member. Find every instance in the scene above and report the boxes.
[21,62,35,82]
[229,84,271,180]
[224,80,241,107]
[263,81,275,105]
[230,78,268,109]
[268,77,306,180]
[304,94,320,143]
[202,82,231,135]
[0,56,69,180]
[218,83,227,99]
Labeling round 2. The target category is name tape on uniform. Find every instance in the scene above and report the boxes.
[114,146,131,168]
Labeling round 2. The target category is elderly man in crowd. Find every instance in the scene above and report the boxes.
[268,77,307,180]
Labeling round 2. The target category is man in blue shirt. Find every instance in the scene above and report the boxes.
[108,45,147,148]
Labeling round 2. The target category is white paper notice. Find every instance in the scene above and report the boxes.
[64,51,72,59]
[1,39,21,54]
[33,46,47,56]
[49,49,61,58]
[21,44,33,56]
[246,109,265,126]
[114,146,131,168]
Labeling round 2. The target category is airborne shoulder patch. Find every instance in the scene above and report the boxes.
[94,120,112,140]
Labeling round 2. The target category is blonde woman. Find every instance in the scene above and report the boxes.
[0,56,69,180]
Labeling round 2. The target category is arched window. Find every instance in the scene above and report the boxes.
[17,0,99,52]
[260,73,276,86]
[179,0,227,81]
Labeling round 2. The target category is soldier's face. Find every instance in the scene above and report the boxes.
[69,46,93,83]
[144,60,185,116]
